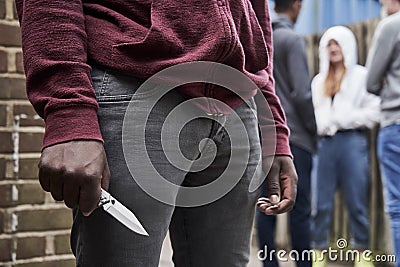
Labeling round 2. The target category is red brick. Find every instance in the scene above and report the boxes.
[0,131,44,153]
[0,237,12,261]
[15,52,24,73]
[0,184,12,207]
[19,157,40,179]
[13,103,44,127]
[55,234,72,255]
[0,50,7,72]
[0,158,5,180]
[0,183,45,207]
[0,131,43,153]
[18,183,45,205]
[0,157,40,180]
[0,209,15,234]
[0,209,3,234]
[19,132,43,152]
[16,259,75,267]
[0,0,5,20]
[0,131,12,153]
[16,208,72,232]
[0,103,7,126]
[0,23,22,47]
[0,77,27,99]
[16,236,46,259]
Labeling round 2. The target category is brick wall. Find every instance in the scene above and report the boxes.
[0,1,74,266]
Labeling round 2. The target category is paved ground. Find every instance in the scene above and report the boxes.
[159,233,347,267]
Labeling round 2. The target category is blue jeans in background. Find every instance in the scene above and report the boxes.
[311,130,370,249]
[378,124,400,267]
[257,144,312,267]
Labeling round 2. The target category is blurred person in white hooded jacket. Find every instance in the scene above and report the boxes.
[310,26,380,267]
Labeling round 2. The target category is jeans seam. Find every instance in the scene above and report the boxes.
[182,211,193,267]
[79,214,85,266]
[99,70,110,97]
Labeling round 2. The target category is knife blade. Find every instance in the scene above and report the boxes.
[98,189,149,236]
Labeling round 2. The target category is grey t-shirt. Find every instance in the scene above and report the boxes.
[366,12,400,127]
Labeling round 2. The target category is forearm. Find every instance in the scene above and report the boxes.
[366,24,394,95]
[366,49,386,95]
[16,0,103,148]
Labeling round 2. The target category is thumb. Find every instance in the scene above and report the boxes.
[266,160,281,205]
[269,194,280,205]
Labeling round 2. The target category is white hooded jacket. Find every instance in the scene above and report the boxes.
[311,26,380,136]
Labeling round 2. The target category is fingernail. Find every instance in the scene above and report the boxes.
[270,195,279,203]
[267,204,279,210]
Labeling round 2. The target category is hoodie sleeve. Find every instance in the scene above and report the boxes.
[250,0,292,158]
[15,0,103,149]
[311,75,338,136]
[333,93,380,129]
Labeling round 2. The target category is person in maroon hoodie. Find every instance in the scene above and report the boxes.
[15,0,297,266]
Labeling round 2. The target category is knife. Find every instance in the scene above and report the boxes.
[98,188,149,236]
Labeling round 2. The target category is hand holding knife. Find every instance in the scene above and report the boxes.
[38,141,148,235]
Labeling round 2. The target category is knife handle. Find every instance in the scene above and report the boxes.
[98,188,111,207]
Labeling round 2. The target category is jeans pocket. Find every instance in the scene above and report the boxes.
[91,65,159,103]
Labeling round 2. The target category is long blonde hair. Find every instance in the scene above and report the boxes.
[324,62,346,97]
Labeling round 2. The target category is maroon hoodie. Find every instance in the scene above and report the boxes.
[15,0,291,158]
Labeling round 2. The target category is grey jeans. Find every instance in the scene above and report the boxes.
[71,65,263,267]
